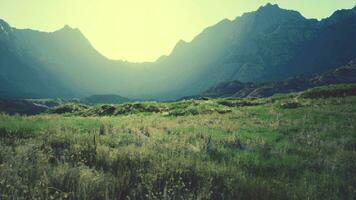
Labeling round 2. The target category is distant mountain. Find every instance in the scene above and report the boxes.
[0,98,47,115]
[194,59,356,98]
[80,94,131,105]
[1,3,356,100]
[0,94,131,115]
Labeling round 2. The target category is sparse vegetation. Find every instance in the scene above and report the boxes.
[1,84,356,199]
[300,84,356,99]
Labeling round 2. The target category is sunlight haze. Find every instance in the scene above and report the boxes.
[1,0,355,62]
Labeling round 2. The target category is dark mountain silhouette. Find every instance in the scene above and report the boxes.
[193,59,356,98]
[80,94,131,105]
[0,98,47,115]
[0,94,131,115]
[1,3,356,100]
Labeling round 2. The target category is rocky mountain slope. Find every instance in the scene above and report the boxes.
[198,59,356,98]
[1,3,356,100]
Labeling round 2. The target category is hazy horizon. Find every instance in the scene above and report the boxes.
[1,0,355,62]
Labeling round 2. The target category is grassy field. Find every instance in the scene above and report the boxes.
[1,84,356,199]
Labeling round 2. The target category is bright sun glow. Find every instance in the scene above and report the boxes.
[1,0,355,62]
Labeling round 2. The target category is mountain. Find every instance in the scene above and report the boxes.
[80,94,131,105]
[194,59,356,98]
[0,94,131,115]
[0,98,47,115]
[160,3,356,96]
[1,3,356,100]
[0,19,74,98]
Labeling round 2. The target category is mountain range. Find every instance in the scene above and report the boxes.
[1,3,356,100]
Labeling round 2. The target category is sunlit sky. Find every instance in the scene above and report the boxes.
[1,0,355,62]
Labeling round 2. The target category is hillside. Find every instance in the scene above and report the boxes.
[79,94,131,105]
[0,98,47,115]
[196,59,356,98]
[1,4,356,100]
[44,83,356,116]
[0,84,355,199]
[0,94,131,115]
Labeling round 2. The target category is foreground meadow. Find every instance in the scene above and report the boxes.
[1,85,356,199]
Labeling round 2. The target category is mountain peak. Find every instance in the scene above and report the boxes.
[54,24,83,37]
[172,39,188,51]
[59,24,77,31]
[0,19,13,33]
[54,24,82,34]
[253,3,304,24]
[63,24,72,29]
[259,3,280,10]
[256,3,283,15]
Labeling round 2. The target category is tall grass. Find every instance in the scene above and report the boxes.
[1,95,356,199]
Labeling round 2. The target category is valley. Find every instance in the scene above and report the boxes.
[1,2,356,199]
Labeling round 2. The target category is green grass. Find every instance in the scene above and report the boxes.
[1,84,356,199]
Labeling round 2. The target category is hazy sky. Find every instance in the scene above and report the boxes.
[1,0,355,62]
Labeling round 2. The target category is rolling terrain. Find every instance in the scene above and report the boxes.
[192,59,356,98]
[0,84,355,199]
[0,94,132,115]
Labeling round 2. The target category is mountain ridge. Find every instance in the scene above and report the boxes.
[191,59,356,99]
[1,3,356,100]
